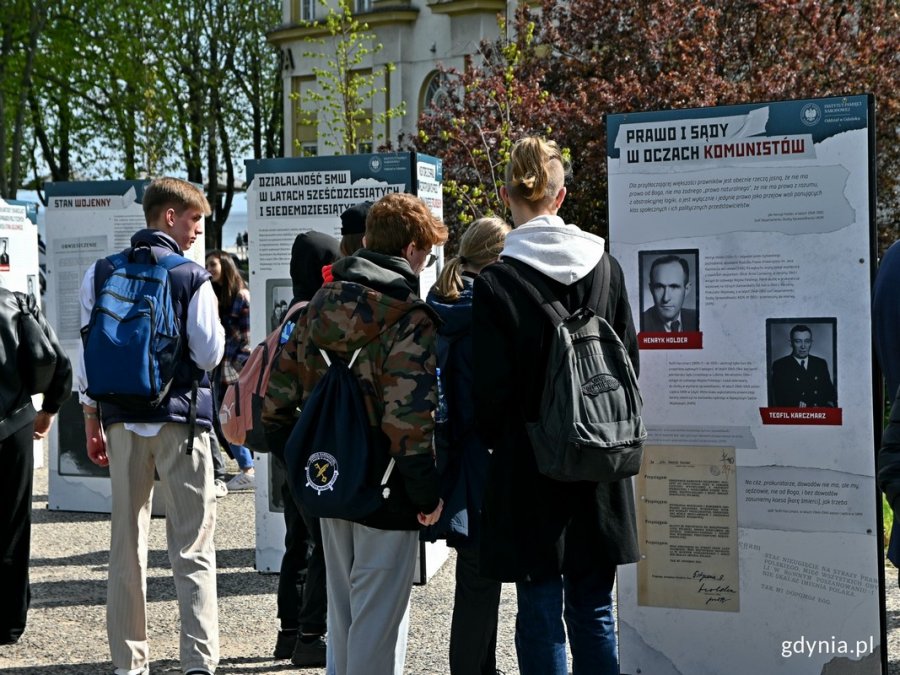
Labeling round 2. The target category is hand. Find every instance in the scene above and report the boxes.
[85,416,109,467]
[417,498,443,527]
[33,410,55,440]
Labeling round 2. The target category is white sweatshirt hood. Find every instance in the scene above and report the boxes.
[500,215,606,285]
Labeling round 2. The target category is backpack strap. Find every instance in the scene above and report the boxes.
[94,252,128,299]
[496,259,567,326]
[185,379,199,455]
[315,346,395,491]
[317,347,362,369]
[156,252,192,271]
[152,250,197,452]
[595,255,611,321]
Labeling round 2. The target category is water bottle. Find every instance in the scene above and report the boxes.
[435,367,449,424]
[434,367,450,471]
[279,320,296,345]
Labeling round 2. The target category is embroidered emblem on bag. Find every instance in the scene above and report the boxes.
[305,451,339,493]
[582,373,620,396]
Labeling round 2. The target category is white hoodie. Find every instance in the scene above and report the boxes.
[499,214,606,285]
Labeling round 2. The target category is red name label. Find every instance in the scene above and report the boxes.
[639,331,703,350]
[759,407,843,425]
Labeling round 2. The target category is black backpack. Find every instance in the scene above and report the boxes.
[284,347,395,520]
[14,291,57,395]
[495,257,646,482]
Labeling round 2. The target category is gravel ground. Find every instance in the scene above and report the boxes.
[1,453,898,674]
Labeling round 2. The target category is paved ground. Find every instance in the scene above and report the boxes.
[1,454,899,674]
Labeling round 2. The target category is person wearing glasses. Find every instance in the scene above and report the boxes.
[263,191,447,674]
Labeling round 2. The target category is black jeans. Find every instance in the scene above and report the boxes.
[0,422,35,642]
[449,545,502,675]
[272,453,327,634]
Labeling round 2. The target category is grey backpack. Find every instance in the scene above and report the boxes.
[498,257,646,482]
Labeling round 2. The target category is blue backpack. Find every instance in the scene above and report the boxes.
[82,245,190,410]
[285,347,395,521]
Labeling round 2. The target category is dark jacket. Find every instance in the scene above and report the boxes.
[880,389,900,511]
[879,387,900,565]
[264,249,441,530]
[472,251,640,582]
[874,240,900,397]
[425,273,490,546]
[92,229,214,429]
[641,306,698,332]
[0,287,72,440]
[770,353,836,407]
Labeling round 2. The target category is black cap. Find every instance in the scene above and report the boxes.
[340,201,373,236]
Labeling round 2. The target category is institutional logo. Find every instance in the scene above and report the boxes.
[800,102,822,127]
[305,451,339,493]
[368,156,382,173]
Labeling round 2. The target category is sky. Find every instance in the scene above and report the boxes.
[14,188,249,253]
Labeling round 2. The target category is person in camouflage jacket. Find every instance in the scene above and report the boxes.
[263,192,447,675]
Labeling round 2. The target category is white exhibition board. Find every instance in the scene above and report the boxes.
[245,152,448,580]
[43,181,205,513]
[608,96,882,673]
[0,198,43,467]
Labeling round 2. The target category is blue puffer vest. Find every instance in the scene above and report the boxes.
[92,228,214,430]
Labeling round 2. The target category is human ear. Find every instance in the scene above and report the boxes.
[554,187,567,209]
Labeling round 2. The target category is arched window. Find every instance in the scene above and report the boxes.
[420,71,451,116]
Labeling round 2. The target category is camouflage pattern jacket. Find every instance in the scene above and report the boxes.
[263,249,441,530]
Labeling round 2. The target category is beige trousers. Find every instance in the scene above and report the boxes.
[105,422,219,674]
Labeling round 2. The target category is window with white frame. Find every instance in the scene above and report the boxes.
[300,0,315,20]
[355,0,372,12]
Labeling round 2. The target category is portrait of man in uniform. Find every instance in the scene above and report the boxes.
[767,319,837,408]
[639,250,699,333]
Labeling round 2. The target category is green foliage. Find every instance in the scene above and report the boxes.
[885,493,893,550]
[4,0,282,249]
[414,0,900,252]
[297,0,405,155]
[412,16,552,252]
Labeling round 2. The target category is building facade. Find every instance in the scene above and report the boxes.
[268,0,513,156]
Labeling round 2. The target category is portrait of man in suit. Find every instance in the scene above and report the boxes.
[769,323,837,408]
[640,253,698,333]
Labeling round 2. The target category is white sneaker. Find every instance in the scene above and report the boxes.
[214,478,228,498]
[226,471,256,491]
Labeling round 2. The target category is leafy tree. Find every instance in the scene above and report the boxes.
[230,2,284,160]
[0,0,50,198]
[297,0,405,155]
[15,0,282,250]
[413,18,560,251]
[415,0,900,252]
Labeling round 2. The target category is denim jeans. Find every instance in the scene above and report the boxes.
[229,443,254,470]
[515,564,618,675]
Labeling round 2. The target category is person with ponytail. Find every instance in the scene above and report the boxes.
[425,216,510,675]
[472,136,640,675]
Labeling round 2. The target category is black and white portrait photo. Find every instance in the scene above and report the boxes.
[0,237,10,271]
[639,249,700,333]
[766,318,837,408]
